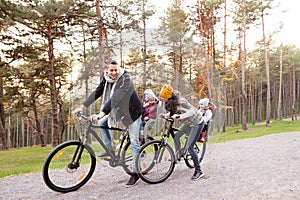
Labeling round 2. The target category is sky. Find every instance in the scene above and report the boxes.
[149,0,300,49]
[269,0,300,48]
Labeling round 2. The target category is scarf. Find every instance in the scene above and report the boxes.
[102,68,125,127]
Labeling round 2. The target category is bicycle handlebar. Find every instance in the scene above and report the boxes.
[160,115,173,122]
[75,111,91,121]
[75,111,125,131]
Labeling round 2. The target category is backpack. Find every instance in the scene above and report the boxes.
[208,102,217,119]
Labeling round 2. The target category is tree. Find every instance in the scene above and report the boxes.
[158,1,194,91]
[0,0,91,147]
[277,44,283,120]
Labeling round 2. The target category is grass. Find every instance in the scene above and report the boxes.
[0,146,53,178]
[0,119,299,179]
[215,119,300,143]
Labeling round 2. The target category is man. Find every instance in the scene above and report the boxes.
[73,60,142,187]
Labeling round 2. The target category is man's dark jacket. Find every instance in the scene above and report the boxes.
[83,70,142,126]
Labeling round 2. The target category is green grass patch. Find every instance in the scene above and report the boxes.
[0,119,299,179]
[0,146,52,178]
[215,119,300,143]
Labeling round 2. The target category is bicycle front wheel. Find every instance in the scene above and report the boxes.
[42,141,96,193]
[184,141,206,168]
[136,140,175,184]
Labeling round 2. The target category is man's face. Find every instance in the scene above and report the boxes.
[107,64,119,80]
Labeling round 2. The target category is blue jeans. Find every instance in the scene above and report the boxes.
[98,115,114,151]
[174,121,205,171]
[99,115,141,173]
[174,124,192,153]
[128,117,141,173]
[187,121,205,171]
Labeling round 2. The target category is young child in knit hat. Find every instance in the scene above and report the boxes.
[140,89,159,141]
[198,98,212,142]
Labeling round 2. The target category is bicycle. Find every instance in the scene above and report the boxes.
[135,116,206,184]
[42,112,153,193]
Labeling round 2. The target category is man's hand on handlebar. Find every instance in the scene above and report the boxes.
[91,111,106,121]
[72,105,85,115]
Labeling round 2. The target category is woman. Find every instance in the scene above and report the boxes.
[159,84,205,180]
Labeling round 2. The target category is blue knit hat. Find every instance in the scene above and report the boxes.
[199,98,209,107]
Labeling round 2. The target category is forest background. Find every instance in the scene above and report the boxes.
[0,0,299,150]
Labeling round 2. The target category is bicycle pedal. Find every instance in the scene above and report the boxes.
[103,158,111,161]
[173,158,182,164]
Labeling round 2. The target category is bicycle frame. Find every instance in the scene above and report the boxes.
[160,118,187,154]
[77,114,128,165]
[135,117,206,184]
[156,117,205,166]
[42,112,140,193]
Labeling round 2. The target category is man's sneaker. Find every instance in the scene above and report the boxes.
[125,173,139,187]
[191,170,204,181]
[97,152,110,158]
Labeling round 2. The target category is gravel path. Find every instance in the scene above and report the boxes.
[1,132,299,200]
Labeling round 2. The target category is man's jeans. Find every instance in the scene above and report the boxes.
[128,117,141,173]
[99,115,141,173]
[98,115,114,151]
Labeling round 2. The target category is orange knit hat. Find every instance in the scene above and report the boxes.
[159,84,173,99]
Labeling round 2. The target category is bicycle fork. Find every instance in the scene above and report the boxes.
[155,142,172,164]
[67,143,85,170]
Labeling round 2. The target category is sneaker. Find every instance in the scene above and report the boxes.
[126,173,139,187]
[191,170,204,181]
[97,152,110,158]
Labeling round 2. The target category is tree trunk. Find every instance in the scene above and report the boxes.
[258,74,263,122]
[47,24,60,147]
[0,77,7,149]
[241,0,247,131]
[277,45,283,120]
[96,0,104,77]
[292,65,297,120]
[142,0,147,91]
[222,0,227,132]
[261,7,271,127]
[32,96,46,147]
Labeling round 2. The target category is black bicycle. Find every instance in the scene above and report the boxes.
[42,112,153,193]
[135,117,206,184]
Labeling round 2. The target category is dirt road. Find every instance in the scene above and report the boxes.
[0,132,299,200]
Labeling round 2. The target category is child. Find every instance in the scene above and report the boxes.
[140,89,159,141]
[198,98,212,142]
[159,84,205,181]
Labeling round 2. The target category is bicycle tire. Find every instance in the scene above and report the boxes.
[184,141,206,168]
[121,136,155,175]
[42,140,96,193]
[136,140,176,184]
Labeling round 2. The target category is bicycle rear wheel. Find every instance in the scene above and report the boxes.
[121,136,154,175]
[42,141,96,193]
[184,141,206,168]
[136,140,175,184]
